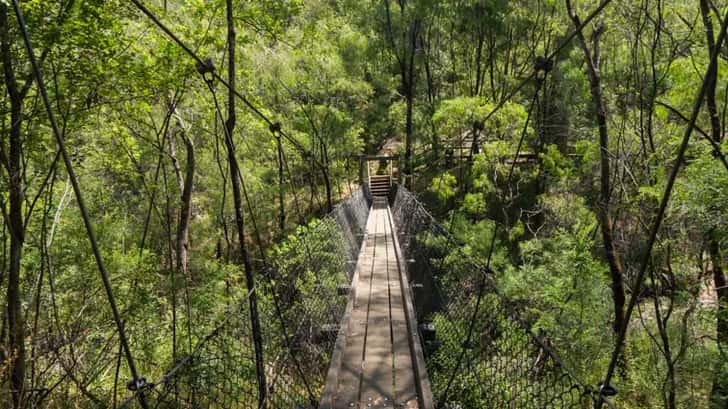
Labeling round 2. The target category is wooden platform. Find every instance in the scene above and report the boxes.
[320,197,433,409]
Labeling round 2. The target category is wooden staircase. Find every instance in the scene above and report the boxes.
[369,174,391,197]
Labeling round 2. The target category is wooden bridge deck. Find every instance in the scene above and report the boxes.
[320,197,433,409]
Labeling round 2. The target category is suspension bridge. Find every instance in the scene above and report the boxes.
[13,0,714,405]
[107,179,604,409]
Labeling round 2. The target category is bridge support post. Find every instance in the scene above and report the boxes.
[358,155,364,187]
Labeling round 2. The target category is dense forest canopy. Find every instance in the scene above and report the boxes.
[0,0,727,408]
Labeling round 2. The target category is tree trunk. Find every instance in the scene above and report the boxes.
[223,1,267,406]
[473,28,485,97]
[700,4,728,407]
[321,141,333,212]
[383,0,419,190]
[2,5,26,407]
[169,118,194,280]
[566,1,626,336]
[404,82,415,189]
[276,135,285,232]
[700,0,721,144]
[710,234,728,408]
[168,113,195,355]
[401,20,418,190]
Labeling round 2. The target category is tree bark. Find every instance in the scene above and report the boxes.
[168,110,195,356]
[2,5,26,407]
[700,0,721,144]
[169,115,194,279]
[473,21,485,97]
[223,1,267,405]
[383,0,419,189]
[321,139,333,212]
[406,18,419,190]
[701,4,728,407]
[710,231,728,408]
[276,135,285,232]
[566,0,627,336]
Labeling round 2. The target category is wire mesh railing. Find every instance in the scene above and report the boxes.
[391,186,605,409]
[29,184,613,409]
[118,188,371,409]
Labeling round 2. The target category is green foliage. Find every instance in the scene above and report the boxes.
[1,0,727,407]
[428,172,457,203]
[540,144,572,179]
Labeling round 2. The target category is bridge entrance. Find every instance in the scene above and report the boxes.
[357,155,400,197]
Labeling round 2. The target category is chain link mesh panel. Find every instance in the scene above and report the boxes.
[119,188,371,409]
[391,186,600,409]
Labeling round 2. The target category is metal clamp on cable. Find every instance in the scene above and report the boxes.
[598,381,618,397]
[534,56,553,82]
[195,58,216,84]
[478,267,494,291]
[126,377,149,391]
[269,122,282,134]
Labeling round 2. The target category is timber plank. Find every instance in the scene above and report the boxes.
[359,203,395,408]
[333,208,380,408]
[382,211,418,409]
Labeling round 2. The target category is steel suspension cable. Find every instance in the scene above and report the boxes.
[131,0,610,140]
[485,85,541,268]
[655,100,728,172]
[10,1,149,407]
[202,74,268,407]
